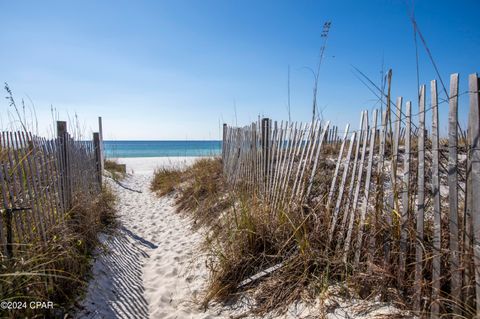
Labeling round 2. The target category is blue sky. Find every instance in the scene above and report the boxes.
[0,0,478,140]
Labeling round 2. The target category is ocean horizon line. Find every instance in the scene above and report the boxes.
[104,140,221,158]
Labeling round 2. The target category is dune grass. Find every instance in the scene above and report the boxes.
[105,159,127,180]
[150,157,328,314]
[150,167,183,196]
[149,154,412,316]
[151,158,230,228]
[0,84,119,317]
[0,186,117,318]
[151,150,474,317]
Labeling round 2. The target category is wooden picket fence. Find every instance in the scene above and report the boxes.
[222,73,480,317]
[0,119,104,259]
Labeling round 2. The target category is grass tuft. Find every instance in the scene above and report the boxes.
[150,167,183,196]
[105,159,126,180]
[151,158,229,227]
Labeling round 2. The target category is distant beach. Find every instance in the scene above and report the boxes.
[113,156,203,175]
[104,140,221,158]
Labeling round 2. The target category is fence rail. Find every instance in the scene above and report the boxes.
[222,73,480,317]
[0,119,104,258]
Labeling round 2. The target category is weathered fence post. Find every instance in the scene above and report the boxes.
[57,121,72,210]
[399,101,411,286]
[448,73,461,314]
[261,118,270,184]
[431,80,441,317]
[98,117,104,173]
[468,73,480,317]
[415,85,426,312]
[222,123,227,162]
[93,133,102,187]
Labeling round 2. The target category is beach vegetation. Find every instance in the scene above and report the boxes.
[0,186,117,318]
[105,159,126,180]
[151,158,230,228]
[0,85,118,317]
[150,167,183,196]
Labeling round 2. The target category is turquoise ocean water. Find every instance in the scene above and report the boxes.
[104,140,221,158]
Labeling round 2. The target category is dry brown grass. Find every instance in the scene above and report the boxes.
[144,155,343,315]
[150,167,183,196]
[105,159,126,180]
[175,158,229,226]
[148,152,378,316]
[151,158,230,228]
[150,145,473,317]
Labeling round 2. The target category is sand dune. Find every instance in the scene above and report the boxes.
[76,157,407,319]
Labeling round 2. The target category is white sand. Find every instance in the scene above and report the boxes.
[76,157,233,319]
[75,157,410,319]
[113,157,204,175]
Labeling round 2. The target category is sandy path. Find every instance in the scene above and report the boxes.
[117,174,210,319]
[75,158,232,319]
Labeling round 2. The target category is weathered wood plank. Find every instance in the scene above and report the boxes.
[448,74,461,314]
[371,110,386,261]
[415,84,426,312]
[431,80,441,318]
[468,73,480,317]
[398,102,411,286]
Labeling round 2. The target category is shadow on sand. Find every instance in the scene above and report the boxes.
[75,226,158,319]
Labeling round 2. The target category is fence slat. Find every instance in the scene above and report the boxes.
[468,73,480,316]
[399,102,411,286]
[371,110,386,261]
[448,73,461,313]
[415,84,426,312]
[431,80,441,317]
